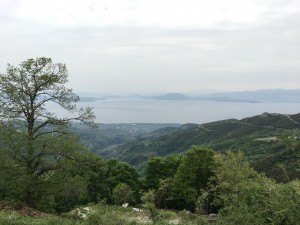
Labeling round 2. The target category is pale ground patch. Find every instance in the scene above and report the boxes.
[255,137,278,142]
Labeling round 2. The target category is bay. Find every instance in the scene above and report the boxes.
[47,99,300,124]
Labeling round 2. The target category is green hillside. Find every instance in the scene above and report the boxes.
[69,123,180,154]
[98,113,300,181]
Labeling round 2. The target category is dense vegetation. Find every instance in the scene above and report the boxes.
[97,113,300,182]
[0,58,299,224]
[0,147,299,224]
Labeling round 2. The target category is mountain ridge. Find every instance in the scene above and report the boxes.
[79,89,300,103]
[148,89,300,103]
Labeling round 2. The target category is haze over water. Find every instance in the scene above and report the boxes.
[49,99,300,124]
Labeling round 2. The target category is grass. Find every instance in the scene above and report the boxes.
[0,204,210,225]
[0,212,79,225]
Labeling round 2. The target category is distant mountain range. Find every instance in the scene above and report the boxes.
[79,89,300,103]
[149,89,300,103]
[149,93,259,103]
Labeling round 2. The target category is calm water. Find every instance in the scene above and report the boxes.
[48,99,300,124]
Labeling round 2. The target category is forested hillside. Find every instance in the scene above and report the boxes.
[94,112,300,182]
[69,123,180,154]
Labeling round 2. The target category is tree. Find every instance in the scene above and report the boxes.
[144,155,181,190]
[210,151,300,224]
[0,150,26,201]
[141,190,160,223]
[163,146,216,211]
[0,57,95,206]
[209,151,257,208]
[102,159,141,203]
[112,183,135,205]
[45,152,107,212]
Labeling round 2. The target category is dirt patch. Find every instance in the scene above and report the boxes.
[0,201,10,211]
[0,201,53,218]
[16,205,52,218]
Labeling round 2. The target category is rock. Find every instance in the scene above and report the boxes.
[63,207,94,220]
[132,207,143,212]
[83,207,94,214]
[182,209,191,214]
[122,203,129,208]
[209,213,217,218]
[208,213,217,221]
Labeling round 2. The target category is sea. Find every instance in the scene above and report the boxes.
[47,98,300,124]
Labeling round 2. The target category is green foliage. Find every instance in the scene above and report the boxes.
[210,151,258,207]
[195,191,209,215]
[155,178,173,208]
[112,183,135,205]
[0,212,81,225]
[141,190,156,205]
[215,178,300,225]
[144,155,182,190]
[100,159,141,204]
[84,155,108,204]
[0,153,27,202]
[141,190,161,223]
[0,58,100,212]
[50,164,89,212]
[166,146,216,211]
[49,152,108,212]
[176,146,215,191]
[208,151,300,224]
[143,146,216,211]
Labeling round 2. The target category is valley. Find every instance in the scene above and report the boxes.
[74,112,300,182]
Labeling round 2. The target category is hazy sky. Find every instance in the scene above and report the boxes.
[0,0,299,94]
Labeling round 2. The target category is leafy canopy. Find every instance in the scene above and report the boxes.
[0,57,95,206]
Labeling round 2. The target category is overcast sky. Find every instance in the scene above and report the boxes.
[0,0,299,94]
